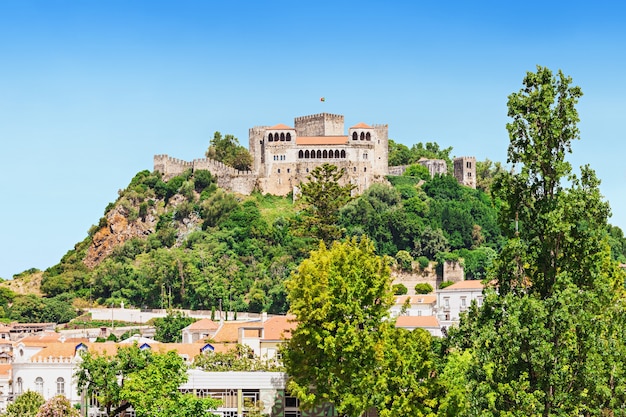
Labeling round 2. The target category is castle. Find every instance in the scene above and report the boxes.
[154,113,476,195]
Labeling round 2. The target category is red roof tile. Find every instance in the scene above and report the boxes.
[269,124,294,130]
[440,280,484,291]
[261,315,297,341]
[188,318,219,331]
[395,315,440,328]
[350,122,372,129]
[296,136,348,145]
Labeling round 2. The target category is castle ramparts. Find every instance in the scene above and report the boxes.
[154,113,476,196]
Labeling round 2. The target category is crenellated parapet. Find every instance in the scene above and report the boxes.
[154,113,475,197]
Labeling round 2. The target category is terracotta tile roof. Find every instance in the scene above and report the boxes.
[440,280,484,291]
[394,295,437,305]
[212,321,262,343]
[0,364,11,377]
[187,318,219,331]
[268,123,294,130]
[19,331,62,345]
[30,342,78,360]
[150,342,232,358]
[261,315,297,341]
[395,315,440,328]
[296,136,348,145]
[350,122,372,129]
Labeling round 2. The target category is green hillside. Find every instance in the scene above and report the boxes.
[3,140,626,323]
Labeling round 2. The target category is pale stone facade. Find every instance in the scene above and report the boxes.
[154,113,476,196]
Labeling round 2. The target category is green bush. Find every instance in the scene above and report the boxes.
[414,283,433,294]
[392,283,408,295]
[395,250,413,272]
[439,280,454,289]
[417,256,430,270]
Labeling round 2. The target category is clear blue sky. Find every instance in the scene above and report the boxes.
[1,1,625,279]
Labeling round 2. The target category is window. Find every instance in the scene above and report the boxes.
[268,133,274,142]
[35,377,44,394]
[363,152,368,159]
[444,297,450,309]
[316,150,321,158]
[477,297,483,307]
[280,133,285,141]
[305,150,310,158]
[323,150,328,158]
[366,132,371,141]
[466,161,471,168]
[16,377,22,394]
[278,169,281,174]
[352,132,358,140]
[461,297,467,308]
[286,132,292,141]
[287,168,290,173]
[364,167,367,172]
[298,150,303,158]
[56,377,65,395]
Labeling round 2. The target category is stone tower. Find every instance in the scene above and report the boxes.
[453,156,476,189]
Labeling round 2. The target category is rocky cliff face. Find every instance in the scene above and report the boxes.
[83,203,158,269]
[83,194,203,269]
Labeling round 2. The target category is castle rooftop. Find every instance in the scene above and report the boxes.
[268,123,293,130]
[295,136,349,145]
[350,122,372,129]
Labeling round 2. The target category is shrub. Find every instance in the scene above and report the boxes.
[392,283,408,295]
[439,280,454,289]
[395,250,413,272]
[417,256,430,270]
[414,283,433,294]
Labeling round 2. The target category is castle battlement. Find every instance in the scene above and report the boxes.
[155,113,476,196]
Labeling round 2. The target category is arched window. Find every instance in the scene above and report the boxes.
[334,150,340,158]
[298,150,303,158]
[360,132,365,140]
[341,150,346,158]
[323,150,328,158]
[363,153,368,160]
[16,377,22,394]
[366,132,371,141]
[286,133,292,141]
[35,377,44,394]
[280,133,285,141]
[316,150,322,158]
[352,132,358,140]
[268,133,274,142]
[305,150,310,158]
[57,377,65,395]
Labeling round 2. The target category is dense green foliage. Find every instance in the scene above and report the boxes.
[205,131,253,171]
[21,95,625,319]
[4,391,44,417]
[284,237,441,416]
[76,345,219,417]
[447,66,626,416]
[153,310,196,343]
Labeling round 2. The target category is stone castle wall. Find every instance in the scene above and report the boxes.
[154,154,258,195]
[154,114,475,196]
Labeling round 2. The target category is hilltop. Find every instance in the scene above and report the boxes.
[3,140,626,324]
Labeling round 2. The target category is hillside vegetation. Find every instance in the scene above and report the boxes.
[3,139,626,322]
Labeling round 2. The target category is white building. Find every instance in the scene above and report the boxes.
[390,295,437,317]
[436,280,485,327]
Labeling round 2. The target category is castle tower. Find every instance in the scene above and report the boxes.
[294,113,344,137]
[454,156,476,189]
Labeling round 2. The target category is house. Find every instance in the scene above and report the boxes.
[436,280,485,327]
[395,315,443,337]
[181,318,220,344]
[390,295,437,317]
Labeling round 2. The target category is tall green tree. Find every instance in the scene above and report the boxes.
[76,345,219,417]
[205,131,252,171]
[284,237,440,416]
[297,163,355,244]
[451,66,626,416]
[153,310,195,343]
